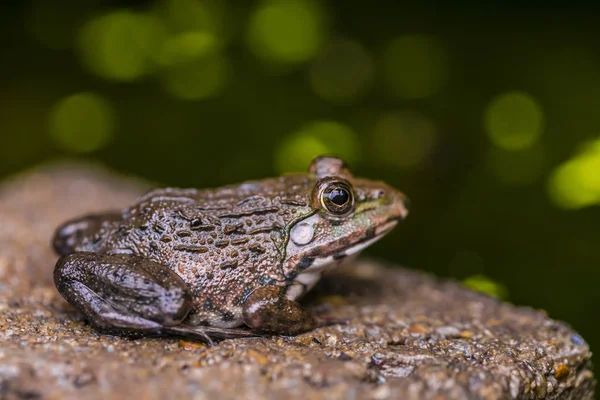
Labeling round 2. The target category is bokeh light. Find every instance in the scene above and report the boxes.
[247,0,327,65]
[158,0,225,38]
[486,145,546,185]
[483,91,544,151]
[309,38,373,103]
[78,10,167,82]
[161,54,229,100]
[370,110,438,169]
[548,139,600,209]
[275,121,360,173]
[48,92,116,153]
[463,275,508,300]
[148,0,230,100]
[380,35,447,99]
[155,32,217,66]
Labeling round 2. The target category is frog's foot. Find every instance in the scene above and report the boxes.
[242,285,344,335]
[54,252,244,345]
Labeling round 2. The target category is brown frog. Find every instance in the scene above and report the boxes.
[52,156,409,344]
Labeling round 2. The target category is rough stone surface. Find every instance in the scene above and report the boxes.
[0,164,594,400]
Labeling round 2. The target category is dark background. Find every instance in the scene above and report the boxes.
[2,0,599,372]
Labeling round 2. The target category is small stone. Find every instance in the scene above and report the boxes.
[295,335,317,346]
[326,334,339,346]
[554,364,569,380]
[460,330,473,339]
[436,326,460,338]
[246,349,268,366]
[178,339,207,350]
[407,324,427,335]
[570,333,585,346]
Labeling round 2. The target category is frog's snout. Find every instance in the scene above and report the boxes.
[381,187,410,222]
[393,190,410,219]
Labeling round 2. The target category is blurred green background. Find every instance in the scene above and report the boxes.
[2,0,599,363]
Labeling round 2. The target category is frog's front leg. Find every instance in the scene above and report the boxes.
[242,285,343,335]
[54,252,257,345]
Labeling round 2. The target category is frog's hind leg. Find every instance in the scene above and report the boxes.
[54,252,257,345]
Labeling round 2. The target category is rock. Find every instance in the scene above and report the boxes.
[0,163,594,400]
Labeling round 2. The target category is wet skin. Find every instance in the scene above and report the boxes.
[53,156,409,344]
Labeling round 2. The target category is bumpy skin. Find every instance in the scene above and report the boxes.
[53,157,409,344]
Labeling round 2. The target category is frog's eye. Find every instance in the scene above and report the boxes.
[320,181,354,216]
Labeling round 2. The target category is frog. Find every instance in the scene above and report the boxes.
[52,156,409,345]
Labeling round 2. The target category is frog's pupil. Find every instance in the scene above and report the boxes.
[329,188,349,206]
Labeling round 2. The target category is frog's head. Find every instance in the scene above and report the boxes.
[282,156,409,295]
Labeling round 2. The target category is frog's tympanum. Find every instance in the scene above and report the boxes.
[53,156,409,344]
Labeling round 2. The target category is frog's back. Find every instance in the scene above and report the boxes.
[100,179,313,326]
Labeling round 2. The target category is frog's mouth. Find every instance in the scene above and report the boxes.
[285,215,400,276]
[284,219,398,301]
[284,231,384,301]
[315,219,398,268]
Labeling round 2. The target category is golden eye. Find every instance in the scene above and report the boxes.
[320,182,354,215]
